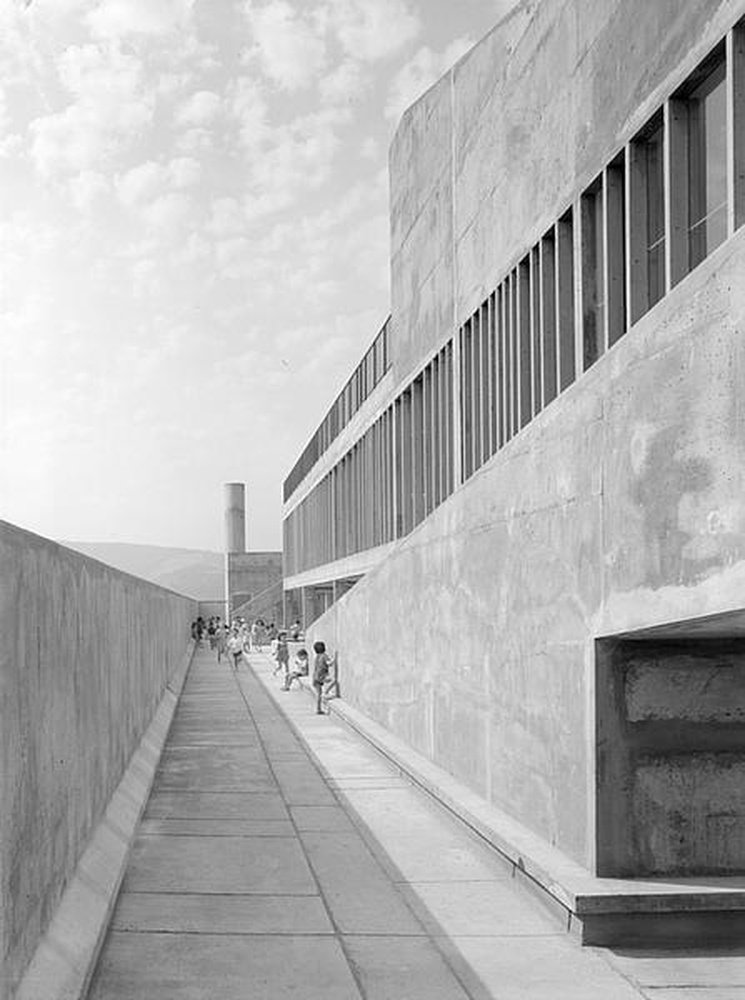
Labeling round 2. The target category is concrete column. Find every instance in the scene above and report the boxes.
[224,553,230,624]
[224,483,246,623]
[224,482,246,554]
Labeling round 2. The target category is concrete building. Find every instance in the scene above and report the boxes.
[223,482,282,621]
[282,0,745,935]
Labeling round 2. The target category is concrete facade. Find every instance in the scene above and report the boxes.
[0,521,196,998]
[282,0,745,891]
[314,232,745,871]
[226,551,282,620]
[222,481,282,622]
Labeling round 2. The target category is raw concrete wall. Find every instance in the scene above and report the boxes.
[389,0,744,382]
[0,522,196,998]
[227,551,282,614]
[311,227,745,871]
[597,636,745,877]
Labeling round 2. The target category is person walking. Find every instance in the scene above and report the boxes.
[215,620,228,663]
[227,627,244,671]
[273,630,290,683]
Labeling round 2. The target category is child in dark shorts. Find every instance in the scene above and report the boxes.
[312,641,336,715]
[273,631,290,682]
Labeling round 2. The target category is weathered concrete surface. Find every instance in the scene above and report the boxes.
[15,644,192,1000]
[226,550,281,612]
[0,522,196,1000]
[248,648,745,993]
[390,0,745,379]
[597,637,745,877]
[309,225,745,873]
[88,648,472,999]
[86,645,688,999]
[277,0,745,891]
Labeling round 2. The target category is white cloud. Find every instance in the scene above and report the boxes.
[385,37,473,120]
[323,0,420,62]
[360,136,379,159]
[242,188,294,223]
[141,191,192,231]
[215,237,249,268]
[176,127,214,153]
[156,71,190,96]
[175,90,221,127]
[69,170,110,212]
[240,107,347,219]
[131,257,160,297]
[169,156,201,188]
[58,42,143,102]
[29,105,105,177]
[116,157,200,208]
[228,76,268,150]
[30,44,154,178]
[172,230,212,264]
[208,197,244,236]
[244,0,327,91]
[319,59,367,106]
[86,0,195,39]
[0,133,23,159]
[116,160,168,206]
[0,88,10,132]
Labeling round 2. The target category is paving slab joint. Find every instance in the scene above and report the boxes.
[12,642,195,1000]
[250,652,745,949]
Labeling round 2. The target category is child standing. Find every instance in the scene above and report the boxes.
[226,627,243,671]
[312,641,336,715]
[273,631,290,682]
[215,620,228,662]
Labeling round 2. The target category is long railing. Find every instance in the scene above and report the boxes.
[283,317,391,503]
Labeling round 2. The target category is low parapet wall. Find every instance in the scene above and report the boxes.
[0,521,197,999]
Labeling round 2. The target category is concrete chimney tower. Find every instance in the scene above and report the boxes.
[224,482,246,553]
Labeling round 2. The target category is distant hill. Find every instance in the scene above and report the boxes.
[62,541,225,600]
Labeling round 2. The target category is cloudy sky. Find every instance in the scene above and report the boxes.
[0,0,516,552]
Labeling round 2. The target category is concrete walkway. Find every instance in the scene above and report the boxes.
[87,645,745,999]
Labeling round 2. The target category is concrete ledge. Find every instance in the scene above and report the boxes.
[317,695,745,947]
[14,644,194,1000]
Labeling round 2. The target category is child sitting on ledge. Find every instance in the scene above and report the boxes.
[283,648,309,690]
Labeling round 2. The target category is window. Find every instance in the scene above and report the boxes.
[519,257,532,427]
[460,319,473,479]
[510,269,520,434]
[605,152,627,346]
[412,375,424,526]
[540,230,558,404]
[646,121,666,305]
[497,284,507,447]
[531,247,542,416]
[557,208,576,392]
[629,112,666,322]
[733,21,745,230]
[581,176,605,370]
[488,292,499,453]
[687,58,727,268]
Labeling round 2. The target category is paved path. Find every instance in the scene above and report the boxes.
[88,645,745,999]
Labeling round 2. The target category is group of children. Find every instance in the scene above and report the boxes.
[273,638,338,715]
[202,617,338,716]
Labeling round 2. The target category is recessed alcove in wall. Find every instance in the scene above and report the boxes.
[596,609,745,878]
